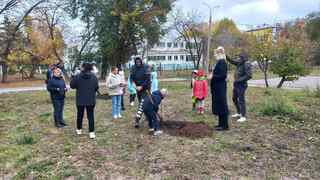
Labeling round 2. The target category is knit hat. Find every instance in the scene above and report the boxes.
[160,88,168,98]
[197,69,204,77]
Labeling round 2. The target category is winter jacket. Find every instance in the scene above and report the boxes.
[151,71,158,93]
[70,71,99,106]
[127,75,137,95]
[226,56,252,85]
[211,59,229,116]
[142,90,163,112]
[130,59,151,91]
[106,73,123,96]
[47,76,66,100]
[193,77,208,99]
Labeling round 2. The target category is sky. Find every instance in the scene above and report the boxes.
[174,0,320,30]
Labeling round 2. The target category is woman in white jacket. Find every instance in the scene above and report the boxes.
[106,67,125,119]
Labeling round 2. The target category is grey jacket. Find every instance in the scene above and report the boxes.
[106,73,123,96]
[226,55,252,85]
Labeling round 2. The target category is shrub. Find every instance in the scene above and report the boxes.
[15,134,36,145]
[255,93,297,117]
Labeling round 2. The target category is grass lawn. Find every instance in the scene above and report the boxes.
[0,81,320,179]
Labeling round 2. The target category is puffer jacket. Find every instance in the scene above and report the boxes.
[106,73,123,96]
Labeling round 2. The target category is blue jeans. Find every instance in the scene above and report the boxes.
[51,98,65,126]
[144,110,160,131]
[111,95,121,117]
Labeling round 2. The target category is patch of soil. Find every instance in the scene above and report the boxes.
[161,120,212,139]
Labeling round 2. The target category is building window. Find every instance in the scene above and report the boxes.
[167,42,172,48]
[180,55,184,61]
[168,56,172,61]
[180,42,184,48]
[186,55,194,61]
[174,56,178,61]
[157,42,165,48]
[173,43,178,48]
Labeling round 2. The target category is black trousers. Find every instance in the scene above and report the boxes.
[129,94,136,103]
[218,114,229,129]
[121,95,125,110]
[52,99,65,126]
[232,83,248,117]
[77,105,95,132]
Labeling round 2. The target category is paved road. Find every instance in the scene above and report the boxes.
[0,78,189,94]
[248,76,320,90]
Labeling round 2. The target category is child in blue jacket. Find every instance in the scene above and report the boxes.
[127,74,137,106]
[141,89,168,136]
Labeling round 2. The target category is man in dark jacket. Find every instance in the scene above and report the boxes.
[142,89,167,136]
[130,57,151,128]
[226,53,252,122]
[210,46,229,131]
[70,62,99,139]
[130,57,151,102]
[47,67,67,128]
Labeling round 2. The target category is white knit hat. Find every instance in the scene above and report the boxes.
[160,88,168,97]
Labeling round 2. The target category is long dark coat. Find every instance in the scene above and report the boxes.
[210,59,229,116]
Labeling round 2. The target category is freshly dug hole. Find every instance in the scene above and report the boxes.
[160,120,212,139]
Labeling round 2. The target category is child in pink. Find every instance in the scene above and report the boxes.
[192,70,208,114]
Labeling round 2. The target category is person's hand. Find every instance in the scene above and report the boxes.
[136,86,143,91]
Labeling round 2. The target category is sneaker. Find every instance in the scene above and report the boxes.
[118,114,122,119]
[231,113,241,118]
[149,128,155,132]
[134,122,140,128]
[237,117,247,122]
[154,130,163,136]
[76,129,82,135]
[113,115,118,119]
[130,102,135,106]
[89,132,96,139]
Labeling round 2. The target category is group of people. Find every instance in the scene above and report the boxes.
[210,46,252,130]
[190,46,252,131]
[46,57,167,138]
[45,46,251,138]
[47,62,99,138]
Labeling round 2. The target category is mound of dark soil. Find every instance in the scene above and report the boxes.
[161,120,212,139]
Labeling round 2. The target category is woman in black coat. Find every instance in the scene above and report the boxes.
[47,67,67,128]
[70,63,99,139]
[210,47,229,131]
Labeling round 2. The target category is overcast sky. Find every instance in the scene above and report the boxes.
[174,0,320,29]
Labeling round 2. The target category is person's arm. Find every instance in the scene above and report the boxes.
[235,63,253,83]
[95,76,99,92]
[141,68,151,90]
[226,55,240,66]
[70,75,77,89]
[106,76,120,89]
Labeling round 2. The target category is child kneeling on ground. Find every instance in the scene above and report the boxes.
[142,89,168,136]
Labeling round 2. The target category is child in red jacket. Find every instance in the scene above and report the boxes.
[192,70,208,114]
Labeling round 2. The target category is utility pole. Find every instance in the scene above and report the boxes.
[203,3,220,75]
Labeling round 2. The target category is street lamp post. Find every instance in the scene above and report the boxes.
[203,3,220,75]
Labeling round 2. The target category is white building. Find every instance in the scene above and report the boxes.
[128,37,201,70]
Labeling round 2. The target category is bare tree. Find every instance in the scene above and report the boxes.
[172,9,205,69]
[0,0,18,15]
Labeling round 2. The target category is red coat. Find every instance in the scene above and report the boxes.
[193,78,208,99]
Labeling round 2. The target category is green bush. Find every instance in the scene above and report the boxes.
[255,93,297,116]
[15,134,36,145]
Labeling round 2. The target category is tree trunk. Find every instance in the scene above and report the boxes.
[277,76,286,88]
[29,64,37,78]
[263,71,269,87]
[1,63,8,83]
